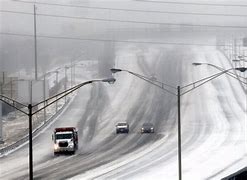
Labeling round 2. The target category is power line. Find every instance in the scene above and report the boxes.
[0,10,31,15]
[1,10,247,29]
[134,0,247,7]
[11,0,247,17]
[0,32,225,47]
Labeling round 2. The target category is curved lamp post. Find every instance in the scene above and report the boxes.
[110,66,246,180]
[192,63,247,83]
[233,57,247,73]
[0,77,115,180]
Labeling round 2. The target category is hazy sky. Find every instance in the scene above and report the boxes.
[1,0,247,74]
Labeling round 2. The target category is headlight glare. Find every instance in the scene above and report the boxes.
[54,144,59,150]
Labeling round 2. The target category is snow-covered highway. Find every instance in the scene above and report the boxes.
[0,44,246,180]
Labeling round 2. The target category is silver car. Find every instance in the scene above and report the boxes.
[116,122,129,134]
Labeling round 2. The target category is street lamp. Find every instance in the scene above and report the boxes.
[73,63,85,85]
[51,70,59,113]
[68,62,84,87]
[233,59,247,63]
[238,55,247,61]
[43,70,60,119]
[192,62,247,83]
[64,66,70,103]
[110,66,246,180]
[0,77,115,180]
[233,57,247,74]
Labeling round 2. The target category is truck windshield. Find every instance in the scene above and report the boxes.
[118,123,127,126]
[55,133,72,139]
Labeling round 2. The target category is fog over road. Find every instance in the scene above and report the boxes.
[0,43,246,180]
[1,0,247,179]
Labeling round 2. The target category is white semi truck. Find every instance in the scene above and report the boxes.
[52,127,78,155]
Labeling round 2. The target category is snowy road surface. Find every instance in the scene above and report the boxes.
[0,44,246,180]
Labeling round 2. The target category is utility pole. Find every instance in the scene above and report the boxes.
[28,104,33,180]
[34,5,38,80]
[70,61,73,88]
[0,81,2,144]
[177,86,182,180]
[0,101,3,144]
[43,76,46,121]
[64,66,68,103]
[55,71,58,113]
[245,74,247,156]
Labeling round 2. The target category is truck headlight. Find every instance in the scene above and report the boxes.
[54,144,59,150]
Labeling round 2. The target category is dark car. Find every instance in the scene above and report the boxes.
[116,122,129,134]
[141,123,154,133]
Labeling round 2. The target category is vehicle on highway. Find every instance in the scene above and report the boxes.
[116,122,129,134]
[52,127,78,155]
[141,123,154,133]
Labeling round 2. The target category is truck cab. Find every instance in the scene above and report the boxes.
[52,127,78,155]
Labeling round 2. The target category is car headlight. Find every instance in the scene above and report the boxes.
[68,141,74,148]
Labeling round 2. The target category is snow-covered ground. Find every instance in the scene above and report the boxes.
[1,0,247,179]
[1,42,246,180]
